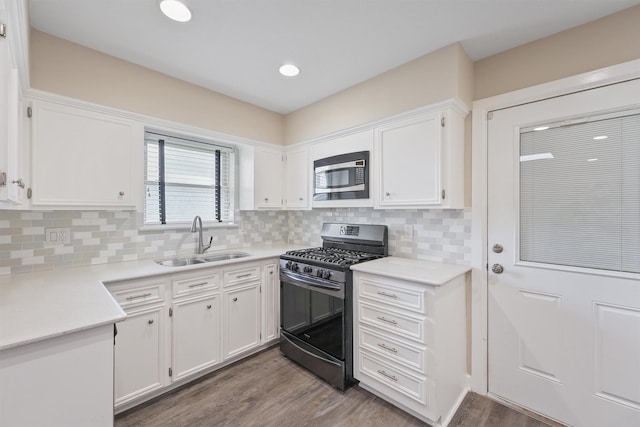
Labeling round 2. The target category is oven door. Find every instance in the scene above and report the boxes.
[280,269,347,389]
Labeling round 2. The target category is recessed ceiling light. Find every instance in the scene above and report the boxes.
[160,0,192,22]
[279,64,300,77]
[593,135,608,140]
[533,126,550,131]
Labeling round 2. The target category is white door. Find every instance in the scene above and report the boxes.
[488,79,640,427]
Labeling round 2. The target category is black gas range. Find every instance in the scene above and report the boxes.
[279,223,388,390]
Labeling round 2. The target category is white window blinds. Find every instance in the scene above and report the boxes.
[519,111,640,274]
[144,131,235,225]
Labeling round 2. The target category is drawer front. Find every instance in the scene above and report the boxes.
[359,275,430,315]
[359,302,427,343]
[224,265,260,287]
[110,282,164,309]
[173,272,220,298]
[359,351,430,406]
[359,326,430,374]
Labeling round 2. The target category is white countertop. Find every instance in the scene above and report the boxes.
[0,245,295,351]
[350,256,470,285]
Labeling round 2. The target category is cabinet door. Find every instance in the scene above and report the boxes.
[375,112,442,208]
[261,263,279,343]
[172,294,221,381]
[0,10,23,205]
[31,100,138,207]
[254,148,283,209]
[223,284,261,359]
[114,305,167,406]
[285,147,309,209]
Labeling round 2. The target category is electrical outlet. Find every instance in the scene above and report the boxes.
[45,227,70,245]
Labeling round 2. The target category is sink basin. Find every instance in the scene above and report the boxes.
[202,251,250,262]
[155,257,207,267]
[155,252,250,267]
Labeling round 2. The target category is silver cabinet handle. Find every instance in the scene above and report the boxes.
[376,316,398,325]
[233,297,238,302]
[188,282,208,288]
[148,319,154,325]
[126,292,152,301]
[377,343,398,353]
[377,291,398,299]
[236,273,252,279]
[377,370,398,382]
[206,304,212,309]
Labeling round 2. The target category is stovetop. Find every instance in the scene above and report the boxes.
[283,247,384,268]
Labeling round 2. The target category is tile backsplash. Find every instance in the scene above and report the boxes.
[1,208,471,275]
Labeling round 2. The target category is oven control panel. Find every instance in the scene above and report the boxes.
[279,259,346,284]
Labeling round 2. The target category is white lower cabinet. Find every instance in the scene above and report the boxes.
[114,305,168,405]
[172,293,221,381]
[108,258,279,412]
[353,268,467,427]
[223,283,261,359]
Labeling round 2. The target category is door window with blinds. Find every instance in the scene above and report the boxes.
[144,131,235,225]
[519,110,640,274]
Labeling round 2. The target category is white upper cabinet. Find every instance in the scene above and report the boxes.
[284,146,310,209]
[239,144,284,210]
[0,7,25,205]
[374,101,468,209]
[30,100,141,209]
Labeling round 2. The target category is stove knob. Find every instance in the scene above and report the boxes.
[316,269,324,278]
[291,263,300,272]
[285,261,292,270]
[322,270,332,279]
[303,266,313,273]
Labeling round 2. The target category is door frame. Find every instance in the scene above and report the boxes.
[470,58,640,395]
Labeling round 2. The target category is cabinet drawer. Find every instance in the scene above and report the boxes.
[224,265,260,287]
[359,326,431,374]
[359,351,430,406]
[358,275,432,315]
[173,272,220,298]
[110,282,164,309]
[359,302,431,345]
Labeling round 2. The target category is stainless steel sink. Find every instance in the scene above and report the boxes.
[155,251,250,267]
[202,251,250,262]
[155,257,207,267]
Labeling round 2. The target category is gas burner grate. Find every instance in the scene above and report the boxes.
[284,247,383,267]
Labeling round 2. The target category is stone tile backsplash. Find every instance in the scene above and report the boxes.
[0,208,471,275]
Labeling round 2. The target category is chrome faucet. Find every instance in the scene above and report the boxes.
[190,216,212,254]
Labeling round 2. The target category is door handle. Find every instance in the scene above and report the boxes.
[492,264,504,274]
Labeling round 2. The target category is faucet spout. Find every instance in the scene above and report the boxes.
[191,216,211,254]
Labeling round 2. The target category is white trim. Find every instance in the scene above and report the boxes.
[5,0,30,95]
[470,57,640,395]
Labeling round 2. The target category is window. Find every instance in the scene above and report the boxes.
[144,131,235,225]
[519,110,640,273]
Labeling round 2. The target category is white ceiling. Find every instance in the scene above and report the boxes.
[28,0,640,114]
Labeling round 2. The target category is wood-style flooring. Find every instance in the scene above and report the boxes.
[115,347,553,427]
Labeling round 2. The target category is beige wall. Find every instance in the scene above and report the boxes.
[30,30,285,145]
[474,5,640,100]
[284,43,473,144]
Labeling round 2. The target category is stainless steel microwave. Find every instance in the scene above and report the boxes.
[313,151,369,201]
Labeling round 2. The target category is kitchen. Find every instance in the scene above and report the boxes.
[1,1,640,426]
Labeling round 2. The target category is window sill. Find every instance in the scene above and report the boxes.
[139,222,238,232]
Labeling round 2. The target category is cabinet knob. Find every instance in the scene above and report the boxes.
[148,319,154,325]
[233,297,238,302]
[118,191,125,196]
[264,198,268,202]
[206,304,212,309]
[299,197,303,201]
[385,192,391,197]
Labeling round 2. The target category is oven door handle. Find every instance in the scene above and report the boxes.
[280,270,342,291]
[280,333,342,368]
